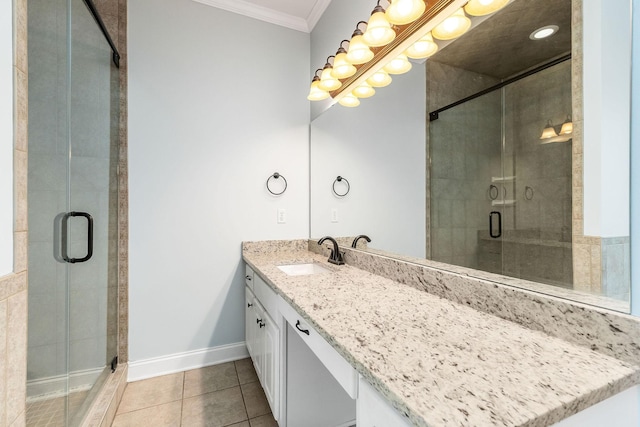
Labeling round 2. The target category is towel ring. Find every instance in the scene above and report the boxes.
[332,176,350,197]
[266,172,287,196]
[524,186,534,200]
[489,185,499,200]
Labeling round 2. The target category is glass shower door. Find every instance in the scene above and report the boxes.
[27,0,119,425]
[429,60,572,289]
[65,0,119,423]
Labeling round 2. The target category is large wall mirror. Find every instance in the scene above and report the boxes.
[310,0,632,312]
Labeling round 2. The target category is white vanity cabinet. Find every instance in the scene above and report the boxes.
[244,266,280,421]
[357,376,412,427]
[279,298,357,427]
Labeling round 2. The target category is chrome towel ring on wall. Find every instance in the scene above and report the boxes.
[332,176,350,197]
[266,172,287,196]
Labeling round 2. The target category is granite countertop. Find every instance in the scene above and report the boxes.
[242,247,640,427]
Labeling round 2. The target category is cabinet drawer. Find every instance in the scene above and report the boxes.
[254,273,278,320]
[357,376,412,427]
[245,265,254,290]
[279,297,358,399]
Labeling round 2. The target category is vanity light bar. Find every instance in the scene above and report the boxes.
[330,0,466,106]
[309,0,512,107]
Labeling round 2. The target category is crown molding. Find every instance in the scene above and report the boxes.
[306,0,333,32]
[193,0,313,33]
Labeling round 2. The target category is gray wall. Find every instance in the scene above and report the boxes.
[310,66,427,258]
[128,0,310,366]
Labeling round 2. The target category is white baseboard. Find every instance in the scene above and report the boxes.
[27,367,106,401]
[127,342,249,382]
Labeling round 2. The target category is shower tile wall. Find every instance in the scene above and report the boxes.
[428,59,573,286]
[427,61,501,269]
[601,237,631,301]
[26,0,68,395]
[503,61,573,286]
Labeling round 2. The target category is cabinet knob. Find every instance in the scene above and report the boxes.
[259,321,265,328]
[256,318,263,324]
[247,303,253,308]
[245,275,252,281]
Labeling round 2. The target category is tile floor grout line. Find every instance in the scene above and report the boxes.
[115,398,183,416]
[235,361,251,427]
[180,371,186,427]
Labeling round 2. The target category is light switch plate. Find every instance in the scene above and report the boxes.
[278,208,286,224]
[331,209,338,223]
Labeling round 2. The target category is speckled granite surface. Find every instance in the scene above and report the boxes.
[242,241,640,427]
[320,244,640,367]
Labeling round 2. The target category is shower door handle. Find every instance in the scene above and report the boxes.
[489,211,502,239]
[62,211,94,263]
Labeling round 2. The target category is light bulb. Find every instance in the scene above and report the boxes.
[353,82,375,98]
[560,117,573,135]
[540,120,558,139]
[432,8,471,40]
[307,78,329,101]
[366,69,393,87]
[331,48,357,79]
[363,6,396,47]
[383,54,412,75]
[346,29,374,64]
[386,0,425,25]
[464,0,510,16]
[405,32,438,59]
[339,93,360,107]
[318,65,342,92]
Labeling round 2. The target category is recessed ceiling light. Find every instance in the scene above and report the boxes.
[530,25,559,40]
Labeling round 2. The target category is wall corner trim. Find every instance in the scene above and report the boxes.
[127,342,249,382]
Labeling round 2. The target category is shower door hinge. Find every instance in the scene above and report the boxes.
[111,356,118,373]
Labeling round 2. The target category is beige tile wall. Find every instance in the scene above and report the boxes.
[571,0,607,295]
[0,0,28,426]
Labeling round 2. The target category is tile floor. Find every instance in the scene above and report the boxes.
[112,358,277,427]
[26,390,89,427]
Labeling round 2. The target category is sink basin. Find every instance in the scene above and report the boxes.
[277,263,332,276]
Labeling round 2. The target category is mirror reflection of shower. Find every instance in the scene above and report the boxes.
[429,58,573,288]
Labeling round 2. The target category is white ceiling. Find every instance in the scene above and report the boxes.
[192,0,333,33]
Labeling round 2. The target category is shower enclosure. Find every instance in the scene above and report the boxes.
[27,0,120,425]
[429,58,573,288]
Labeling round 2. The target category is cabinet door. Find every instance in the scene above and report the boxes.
[245,287,256,359]
[261,312,280,420]
[245,265,254,290]
[357,376,412,427]
[253,303,266,381]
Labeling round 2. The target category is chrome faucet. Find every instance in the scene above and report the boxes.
[351,235,371,248]
[317,236,345,265]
